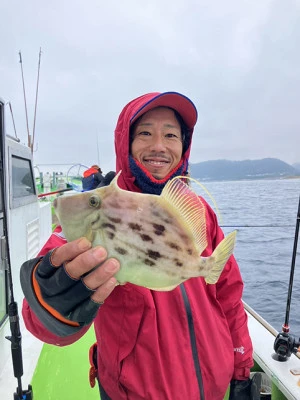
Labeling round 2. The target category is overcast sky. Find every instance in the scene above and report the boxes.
[1,0,299,174]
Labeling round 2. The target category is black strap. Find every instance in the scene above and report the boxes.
[98,382,111,400]
[180,284,205,400]
[92,345,112,400]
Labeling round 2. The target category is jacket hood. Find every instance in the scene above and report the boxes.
[114,91,198,191]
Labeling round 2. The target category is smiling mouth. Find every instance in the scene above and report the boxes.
[143,158,170,166]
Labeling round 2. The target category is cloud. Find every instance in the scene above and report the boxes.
[0,0,299,174]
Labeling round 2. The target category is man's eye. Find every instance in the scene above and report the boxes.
[165,133,179,138]
[138,131,151,136]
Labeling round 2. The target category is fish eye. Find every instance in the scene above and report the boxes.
[89,195,101,208]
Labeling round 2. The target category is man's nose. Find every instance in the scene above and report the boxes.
[149,134,166,152]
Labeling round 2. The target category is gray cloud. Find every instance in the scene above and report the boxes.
[0,0,299,174]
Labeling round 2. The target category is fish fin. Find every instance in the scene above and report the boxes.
[161,178,207,252]
[175,175,222,224]
[204,230,237,284]
[110,170,122,188]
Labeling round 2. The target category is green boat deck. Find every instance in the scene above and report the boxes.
[31,325,287,400]
[31,327,99,399]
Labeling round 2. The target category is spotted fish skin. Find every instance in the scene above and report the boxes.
[53,172,237,291]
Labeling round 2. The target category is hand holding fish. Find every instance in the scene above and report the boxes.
[21,237,120,329]
[50,237,120,304]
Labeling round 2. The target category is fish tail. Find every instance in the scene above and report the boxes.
[204,230,237,284]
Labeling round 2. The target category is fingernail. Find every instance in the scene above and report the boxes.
[105,260,119,273]
[92,247,107,258]
[78,238,91,250]
[108,277,118,287]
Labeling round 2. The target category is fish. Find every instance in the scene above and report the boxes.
[53,172,237,291]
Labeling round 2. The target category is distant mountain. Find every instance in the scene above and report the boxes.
[292,163,300,172]
[190,158,300,182]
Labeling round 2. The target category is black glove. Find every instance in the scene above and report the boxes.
[229,379,251,400]
[21,249,102,336]
[36,249,101,322]
[229,373,261,400]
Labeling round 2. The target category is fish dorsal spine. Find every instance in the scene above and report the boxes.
[110,170,122,189]
[161,177,207,253]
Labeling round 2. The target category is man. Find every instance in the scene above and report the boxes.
[21,91,254,399]
[82,164,104,191]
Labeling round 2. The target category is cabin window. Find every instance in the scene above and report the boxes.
[11,155,36,208]
[12,156,36,197]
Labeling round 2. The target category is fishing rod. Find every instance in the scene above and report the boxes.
[273,194,300,361]
[32,47,42,154]
[38,187,73,198]
[0,106,32,399]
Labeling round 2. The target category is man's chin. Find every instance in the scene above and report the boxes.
[152,174,164,180]
[150,170,169,180]
[143,164,169,180]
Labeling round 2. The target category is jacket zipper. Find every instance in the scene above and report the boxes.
[180,284,205,400]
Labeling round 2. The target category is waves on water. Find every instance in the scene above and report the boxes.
[193,178,300,335]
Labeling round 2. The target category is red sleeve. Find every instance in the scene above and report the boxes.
[206,204,254,380]
[37,225,67,256]
[22,298,89,346]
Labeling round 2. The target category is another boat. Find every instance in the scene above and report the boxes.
[1,96,300,400]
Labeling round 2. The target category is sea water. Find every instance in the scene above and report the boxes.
[193,178,300,336]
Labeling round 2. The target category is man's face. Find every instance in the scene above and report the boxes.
[131,107,183,180]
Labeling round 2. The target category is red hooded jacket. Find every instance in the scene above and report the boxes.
[22,92,253,399]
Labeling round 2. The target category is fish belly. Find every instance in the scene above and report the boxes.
[115,259,186,291]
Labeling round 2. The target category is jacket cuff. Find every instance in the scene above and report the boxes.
[232,367,251,380]
[20,258,86,337]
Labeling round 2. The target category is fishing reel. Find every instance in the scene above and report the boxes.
[273,195,300,362]
[273,331,300,361]
[13,385,33,400]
